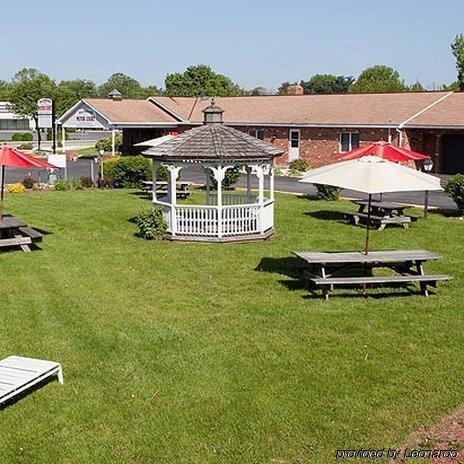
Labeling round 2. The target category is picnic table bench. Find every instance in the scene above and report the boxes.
[293,250,451,299]
[0,214,43,253]
[141,180,191,199]
[343,200,418,230]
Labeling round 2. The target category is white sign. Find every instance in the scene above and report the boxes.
[74,108,98,127]
[38,98,53,128]
[47,154,66,169]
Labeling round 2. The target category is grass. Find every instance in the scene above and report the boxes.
[0,189,463,464]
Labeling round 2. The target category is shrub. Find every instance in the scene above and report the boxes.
[113,156,151,188]
[315,184,340,201]
[71,178,84,190]
[7,183,26,193]
[54,179,72,191]
[22,176,36,189]
[18,143,33,150]
[102,156,120,186]
[80,176,95,188]
[289,159,311,176]
[12,132,33,142]
[95,133,123,153]
[134,208,168,240]
[445,174,464,214]
[210,165,242,190]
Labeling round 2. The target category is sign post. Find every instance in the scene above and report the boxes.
[37,98,56,153]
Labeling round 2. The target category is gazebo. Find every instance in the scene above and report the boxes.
[143,101,283,242]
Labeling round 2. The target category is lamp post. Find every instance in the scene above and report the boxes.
[422,159,434,218]
[98,149,104,188]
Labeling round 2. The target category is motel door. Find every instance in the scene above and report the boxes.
[288,129,300,161]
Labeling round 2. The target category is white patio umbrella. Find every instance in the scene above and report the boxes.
[134,134,176,147]
[299,156,443,254]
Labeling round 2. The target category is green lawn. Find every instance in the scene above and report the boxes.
[0,189,463,464]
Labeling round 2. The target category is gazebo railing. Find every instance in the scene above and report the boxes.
[175,205,218,236]
[222,204,259,236]
[206,192,258,206]
[173,203,264,237]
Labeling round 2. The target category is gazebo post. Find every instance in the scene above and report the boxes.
[246,166,252,203]
[167,165,182,236]
[151,161,158,202]
[211,165,227,238]
[252,164,265,233]
[205,167,211,205]
[269,165,275,201]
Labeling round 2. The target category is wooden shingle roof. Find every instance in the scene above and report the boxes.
[143,122,283,161]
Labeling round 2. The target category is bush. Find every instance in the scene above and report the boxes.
[289,159,311,176]
[71,178,84,190]
[95,133,123,154]
[134,208,168,240]
[80,176,95,188]
[18,143,33,150]
[54,179,72,191]
[7,183,26,193]
[210,165,242,190]
[315,184,340,201]
[12,132,33,142]
[445,174,464,214]
[22,176,36,189]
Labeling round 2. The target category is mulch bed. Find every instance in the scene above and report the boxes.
[393,406,464,463]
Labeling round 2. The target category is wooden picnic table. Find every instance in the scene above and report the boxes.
[141,180,191,199]
[0,214,43,253]
[293,249,451,299]
[343,200,417,230]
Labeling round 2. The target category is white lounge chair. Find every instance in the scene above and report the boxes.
[0,356,63,405]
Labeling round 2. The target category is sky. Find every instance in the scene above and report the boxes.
[1,0,463,91]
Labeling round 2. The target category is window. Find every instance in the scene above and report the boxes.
[249,129,264,140]
[340,132,360,152]
[290,130,300,148]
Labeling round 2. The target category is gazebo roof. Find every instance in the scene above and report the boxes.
[142,102,284,162]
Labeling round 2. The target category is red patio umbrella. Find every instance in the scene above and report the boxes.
[339,140,430,162]
[338,141,434,216]
[0,146,57,203]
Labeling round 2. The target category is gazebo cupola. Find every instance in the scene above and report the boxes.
[143,100,283,242]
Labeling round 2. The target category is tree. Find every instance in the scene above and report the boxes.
[164,65,240,97]
[247,86,272,96]
[300,74,354,94]
[98,73,143,99]
[0,80,11,101]
[139,85,162,98]
[451,34,464,91]
[9,68,56,147]
[409,80,425,91]
[55,79,98,116]
[350,65,406,93]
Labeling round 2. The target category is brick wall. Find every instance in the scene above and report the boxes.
[233,126,393,167]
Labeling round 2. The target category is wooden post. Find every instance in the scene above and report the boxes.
[424,190,429,218]
[205,167,211,205]
[61,126,66,154]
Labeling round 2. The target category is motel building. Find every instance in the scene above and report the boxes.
[57,86,464,174]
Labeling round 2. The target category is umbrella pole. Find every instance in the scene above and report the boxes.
[0,165,5,217]
[364,193,372,255]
